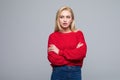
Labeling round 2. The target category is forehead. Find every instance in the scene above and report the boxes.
[60,10,71,15]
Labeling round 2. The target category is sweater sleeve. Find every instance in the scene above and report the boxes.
[59,31,87,61]
[48,52,68,66]
[47,33,68,66]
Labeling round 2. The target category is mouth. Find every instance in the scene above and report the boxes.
[63,23,68,26]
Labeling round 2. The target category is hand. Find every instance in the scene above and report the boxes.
[76,42,83,48]
[48,44,59,54]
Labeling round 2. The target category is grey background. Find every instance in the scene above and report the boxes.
[0,0,120,80]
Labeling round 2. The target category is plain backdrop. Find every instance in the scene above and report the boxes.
[0,0,120,80]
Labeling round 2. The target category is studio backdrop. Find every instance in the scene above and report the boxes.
[0,0,120,80]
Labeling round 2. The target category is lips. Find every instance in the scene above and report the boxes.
[63,23,68,26]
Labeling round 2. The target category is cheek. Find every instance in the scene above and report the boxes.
[59,19,63,24]
[68,19,72,24]
[59,19,62,22]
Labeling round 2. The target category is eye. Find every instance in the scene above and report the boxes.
[66,16,71,18]
[60,16,64,18]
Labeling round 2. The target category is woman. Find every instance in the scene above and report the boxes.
[47,6,87,80]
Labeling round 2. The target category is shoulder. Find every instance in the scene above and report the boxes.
[73,29,85,39]
[48,31,59,38]
[74,29,83,34]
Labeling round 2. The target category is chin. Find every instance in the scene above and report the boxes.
[62,25,69,28]
[62,27,69,29]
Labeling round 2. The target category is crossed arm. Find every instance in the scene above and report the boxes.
[47,31,87,65]
[48,42,83,54]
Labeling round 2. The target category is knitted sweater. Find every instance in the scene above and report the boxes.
[47,30,87,67]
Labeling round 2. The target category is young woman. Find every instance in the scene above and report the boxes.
[47,6,87,80]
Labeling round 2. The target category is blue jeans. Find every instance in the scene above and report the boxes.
[51,66,81,80]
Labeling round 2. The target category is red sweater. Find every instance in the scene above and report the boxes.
[47,30,87,67]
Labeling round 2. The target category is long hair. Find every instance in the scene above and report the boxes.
[54,6,76,32]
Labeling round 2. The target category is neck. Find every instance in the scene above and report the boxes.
[60,28,72,33]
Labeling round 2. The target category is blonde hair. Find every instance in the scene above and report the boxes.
[54,6,77,32]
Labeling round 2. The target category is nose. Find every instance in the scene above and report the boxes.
[63,17,67,22]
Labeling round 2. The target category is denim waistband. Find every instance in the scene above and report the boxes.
[54,65,81,68]
[53,65,81,71]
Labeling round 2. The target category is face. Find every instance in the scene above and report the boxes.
[59,10,73,30]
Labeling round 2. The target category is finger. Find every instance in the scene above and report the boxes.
[78,44,83,47]
[48,47,52,51]
[78,43,83,47]
[49,44,54,46]
[78,42,82,44]
[77,43,83,48]
[50,44,56,48]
